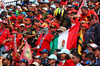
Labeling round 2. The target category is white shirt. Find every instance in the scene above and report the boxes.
[76,63,83,66]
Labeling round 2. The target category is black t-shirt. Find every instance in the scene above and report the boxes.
[27,26,37,48]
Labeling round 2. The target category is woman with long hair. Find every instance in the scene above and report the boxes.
[58,49,75,66]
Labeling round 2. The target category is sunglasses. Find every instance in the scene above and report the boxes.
[72,57,74,59]
[25,20,28,21]
[92,48,96,51]
[89,19,92,21]
[41,53,45,54]
[20,26,25,27]
[48,59,54,61]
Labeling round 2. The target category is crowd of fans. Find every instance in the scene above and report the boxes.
[0,0,100,66]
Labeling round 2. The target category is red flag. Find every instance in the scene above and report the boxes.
[67,0,84,49]
[67,19,80,50]
[20,42,33,64]
[0,0,4,9]
[77,0,84,15]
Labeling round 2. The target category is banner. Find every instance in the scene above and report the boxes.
[20,42,33,64]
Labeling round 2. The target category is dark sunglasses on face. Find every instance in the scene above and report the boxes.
[25,20,28,21]
[48,59,54,61]
[41,53,45,54]
[72,57,74,59]
[92,48,96,51]
[89,19,92,21]
[20,26,25,27]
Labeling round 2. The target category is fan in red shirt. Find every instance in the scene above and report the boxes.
[10,15,19,26]
[0,19,10,56]
[72,6,99,22]
[31,27,53,55]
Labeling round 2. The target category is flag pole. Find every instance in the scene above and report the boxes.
[1,0,6,11]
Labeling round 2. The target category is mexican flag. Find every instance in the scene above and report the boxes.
[50,20,80,54]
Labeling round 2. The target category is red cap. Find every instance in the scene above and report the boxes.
[95,2,100,6]
[10,15,16,19]
[44,19,50,23]
[46,15,53,18]
[82,24,89,29]
[9,35,14,39]
[72,10,77,12]
[52,22,59,28]
[73,3,78,7]
[68,11,73,14]
[26,18,31,21]
[60,1,68,5]
[15,25,20,28]
[60,2,66,5]
[18,16,23,19]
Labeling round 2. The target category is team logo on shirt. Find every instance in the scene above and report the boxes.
[32,31,35,35]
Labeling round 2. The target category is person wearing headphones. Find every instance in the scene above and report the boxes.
[2,53,13,66]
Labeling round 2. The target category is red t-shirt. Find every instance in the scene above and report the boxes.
[0,28,10,45]
[58,59,75,66]
[35,34,53,55]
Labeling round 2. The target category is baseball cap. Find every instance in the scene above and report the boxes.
[10,15,16,19]
[31,19,39,25]
[48,54,57,60]
[21,59,28,65]
[3,53,12,60]
[18,16,23,19]
[32,4,36,7]
[73,3,78,7]
[81,50,89,54]
[88,43,98,48]
[68,5,72,8]
[21,12,27,16]
[43,7,48,11]
[71,5,75,7]
[39,49,49,54]
[58,49,70,55]
[46,15,53,18]
[3,53,9,58]
[30,62,39,66]
[83,38,93,44]
[92,46,100,51]
[70,48,78,55]
[44,19,50,23]
[34,55,40,59]
[57,26,66,32]
[50,4,56,9]
[20,23,25,27]
[82,24,89,29]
